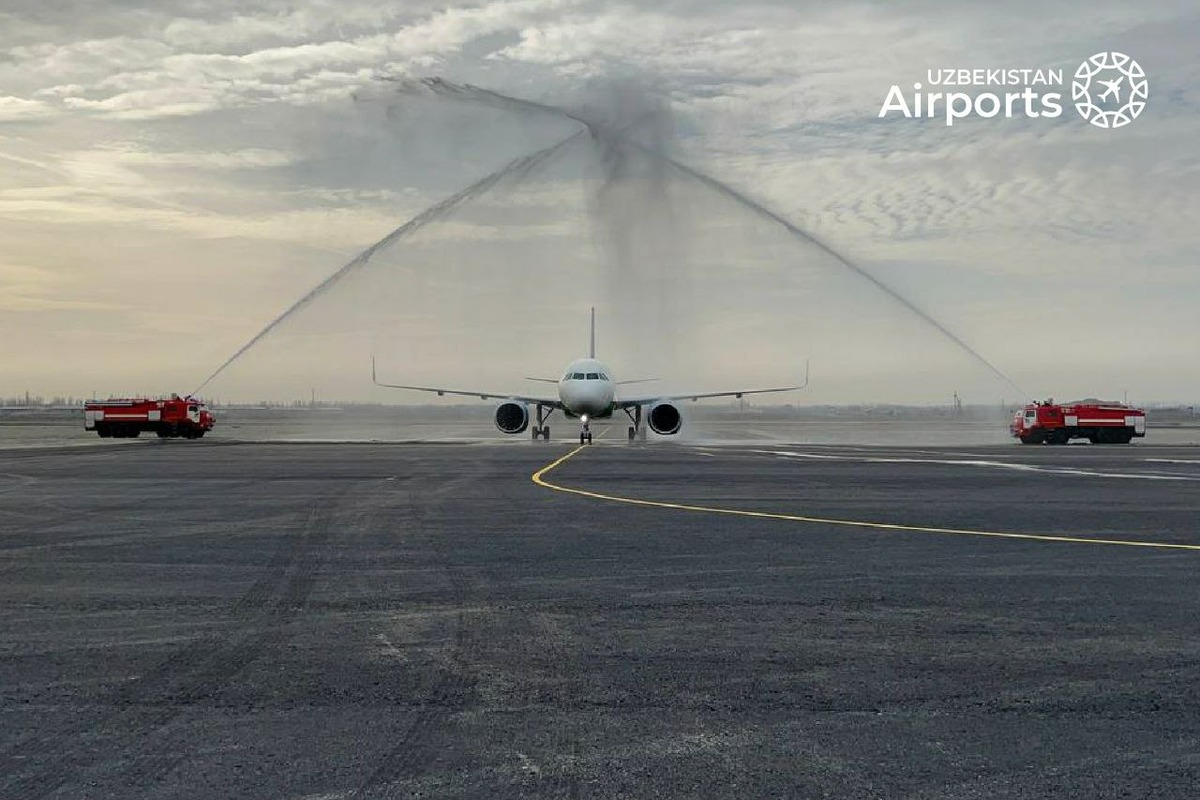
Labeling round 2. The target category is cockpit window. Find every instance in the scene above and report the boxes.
[599,373,608,380]
[585,372,599,380]
[571,372,585,380]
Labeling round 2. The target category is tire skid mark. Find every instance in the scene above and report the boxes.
[0,472,39,495]
[0,480,280,555]
[0,482,364,799]
[514,610,585,798]
[351,462,489,798]
[353,572,476,798]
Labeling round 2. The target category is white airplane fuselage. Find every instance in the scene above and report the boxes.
[557,357,616,419]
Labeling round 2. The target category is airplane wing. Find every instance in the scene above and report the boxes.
[373,359,561,406]
[616,361,809,408]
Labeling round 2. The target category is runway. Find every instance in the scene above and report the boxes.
[2,440,1199,798]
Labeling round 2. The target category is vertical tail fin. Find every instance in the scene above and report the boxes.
[589,306,596,358]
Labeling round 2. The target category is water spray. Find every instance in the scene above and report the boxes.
[404,78,1026,397]
[192,128,585,395]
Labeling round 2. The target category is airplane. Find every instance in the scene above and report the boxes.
[371,308,808,444]
[1097,77,1123,103]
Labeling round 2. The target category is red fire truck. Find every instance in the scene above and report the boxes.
[84,396,215,439]
[1010,399,1145,445]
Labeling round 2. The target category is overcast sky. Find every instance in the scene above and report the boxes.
[1,0,1197,404]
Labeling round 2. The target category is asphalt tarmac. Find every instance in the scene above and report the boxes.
[2,440,1199,799]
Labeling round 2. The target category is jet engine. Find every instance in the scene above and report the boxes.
[647,402,682,436]
[494,401,529,434]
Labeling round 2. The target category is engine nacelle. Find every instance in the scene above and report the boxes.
[494,401,529,434]
[648,402,682,436]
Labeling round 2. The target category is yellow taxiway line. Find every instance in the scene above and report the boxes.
[532,446,1200,552]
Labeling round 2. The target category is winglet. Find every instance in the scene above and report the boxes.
[589,306,596,359]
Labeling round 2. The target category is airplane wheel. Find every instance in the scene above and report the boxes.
[627,426,636,441]
[579,433,585,445]
[542,426,549,440]
[532,427,540,440]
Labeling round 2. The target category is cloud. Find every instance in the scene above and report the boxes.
[107,147,297,169]
[13,0,577,120]
[8,37,175,86]
[0,147,67,176]
[0,260,113,312]
[0,95,54,120]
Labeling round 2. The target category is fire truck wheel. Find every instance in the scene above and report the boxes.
[1019,435,1043,445]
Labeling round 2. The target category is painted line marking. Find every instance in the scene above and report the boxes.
[754,449,1200,482]
[531,447,1200,552]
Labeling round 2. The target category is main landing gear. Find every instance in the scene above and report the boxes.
[532,404,553,441]
[623,406,647,442]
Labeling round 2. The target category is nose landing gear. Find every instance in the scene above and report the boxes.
[579,415,593,445]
